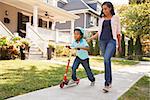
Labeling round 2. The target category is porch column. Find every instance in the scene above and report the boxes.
[55,29,59,43]
[33,6,38,28]
[52,22,56,30]
[71,20,75,43]
[84,13,86,32]
[47,21,49,29]
[52,0,56,6]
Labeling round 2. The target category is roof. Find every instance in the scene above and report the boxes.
[63,0,89,11]
[63,0,100,15]
[0,0,79,21]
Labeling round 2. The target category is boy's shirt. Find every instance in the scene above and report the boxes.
[71,39,89,60]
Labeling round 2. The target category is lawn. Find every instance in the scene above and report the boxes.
[0,60,101,100]
[118,76,150,100]
[53,56,139,70]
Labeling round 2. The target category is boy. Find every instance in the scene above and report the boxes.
[67,27,95,86]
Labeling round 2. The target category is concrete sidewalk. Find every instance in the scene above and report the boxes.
[8,72,144,100]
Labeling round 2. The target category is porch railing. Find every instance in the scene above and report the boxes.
[26,23,48,56]
[26,22,72,56]
[0,21,14,38]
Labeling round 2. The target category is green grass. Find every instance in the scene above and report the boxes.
[142,57,150,61]
[91,57,139,66]
[54,56,139,66]
[0,60,102,100]
[53,56,139,71]
[118,76,150,100]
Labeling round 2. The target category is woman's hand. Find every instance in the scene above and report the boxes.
[86,32,98,43]
[86,38,92,43]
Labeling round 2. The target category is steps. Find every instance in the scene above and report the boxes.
[28,42,46,60]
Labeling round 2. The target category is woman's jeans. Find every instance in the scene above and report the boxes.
[72,56,95,82]
[99,39,116,86]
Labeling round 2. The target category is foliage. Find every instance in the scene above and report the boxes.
[119,3,149,39]
[88,40,94,55]
[0,35,30,60]
[0,36,9,46]
[117,3,149,58]
[119,34,126,57]
[93,38,100,56]
[129,0,150,4]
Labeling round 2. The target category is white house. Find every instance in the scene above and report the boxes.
[0,0,79,59]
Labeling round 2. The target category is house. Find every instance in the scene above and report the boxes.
[0,0,79,59]
[56,0,102,37]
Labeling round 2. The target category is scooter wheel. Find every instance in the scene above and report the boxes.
[76,79,80,85]
[60,82,64,88]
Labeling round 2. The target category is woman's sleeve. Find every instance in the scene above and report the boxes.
[117,16,121,35]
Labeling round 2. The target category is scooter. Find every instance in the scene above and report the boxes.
[60,47,80,88]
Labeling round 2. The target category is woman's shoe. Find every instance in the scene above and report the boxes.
[90,81,95,86]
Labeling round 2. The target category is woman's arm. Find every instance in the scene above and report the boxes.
[87,32,98,42]
[116,16,122,52]
[78,47,89,51]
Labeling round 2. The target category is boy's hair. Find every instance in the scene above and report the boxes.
[74,27,84,39]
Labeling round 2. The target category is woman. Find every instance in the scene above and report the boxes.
[87,2,122,92]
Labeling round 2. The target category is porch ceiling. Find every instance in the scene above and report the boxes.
[0,0,79,22]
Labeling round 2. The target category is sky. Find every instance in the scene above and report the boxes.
[98,0,129,5]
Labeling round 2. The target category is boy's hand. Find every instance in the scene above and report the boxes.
[76,48,80,50]
[65,46,71,49]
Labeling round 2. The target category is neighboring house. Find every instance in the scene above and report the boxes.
[56,0,102,37]
[0,0,79,59]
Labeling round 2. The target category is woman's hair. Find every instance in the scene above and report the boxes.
[100,1,115,17]
[74,29,84,39]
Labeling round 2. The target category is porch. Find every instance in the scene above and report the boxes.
[0,0,79,58]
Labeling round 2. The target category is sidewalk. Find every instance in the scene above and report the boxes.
[7,61,150,100]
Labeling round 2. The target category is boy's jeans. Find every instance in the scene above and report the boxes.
[72,56,95,82]
[99,39,116,86]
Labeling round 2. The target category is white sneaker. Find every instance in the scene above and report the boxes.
[68,79,76,85]
[90,81,95,86]
[103,85,112,93]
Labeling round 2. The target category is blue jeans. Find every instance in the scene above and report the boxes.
[99,39,116,86]
[72,56,95,82]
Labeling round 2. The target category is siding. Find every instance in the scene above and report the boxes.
[56,13,84,29]
[0,2,21,33]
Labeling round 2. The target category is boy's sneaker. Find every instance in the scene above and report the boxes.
[90,81,95,86]
[68,79,80,85]
[68,79,76,85]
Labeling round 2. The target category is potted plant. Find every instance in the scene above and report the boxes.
[47,43,55,60]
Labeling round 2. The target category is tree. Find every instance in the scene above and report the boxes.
[127,37,134,59]
[120,34,126,57]
[119,3,149,39]
[117,3,149,59]
[129,0,149,4]
[135,35,143,60]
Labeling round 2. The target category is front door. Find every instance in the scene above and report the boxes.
[17,12,29,38]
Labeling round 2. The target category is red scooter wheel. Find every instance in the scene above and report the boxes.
[60,82,64,88]
[76,79,80,85]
